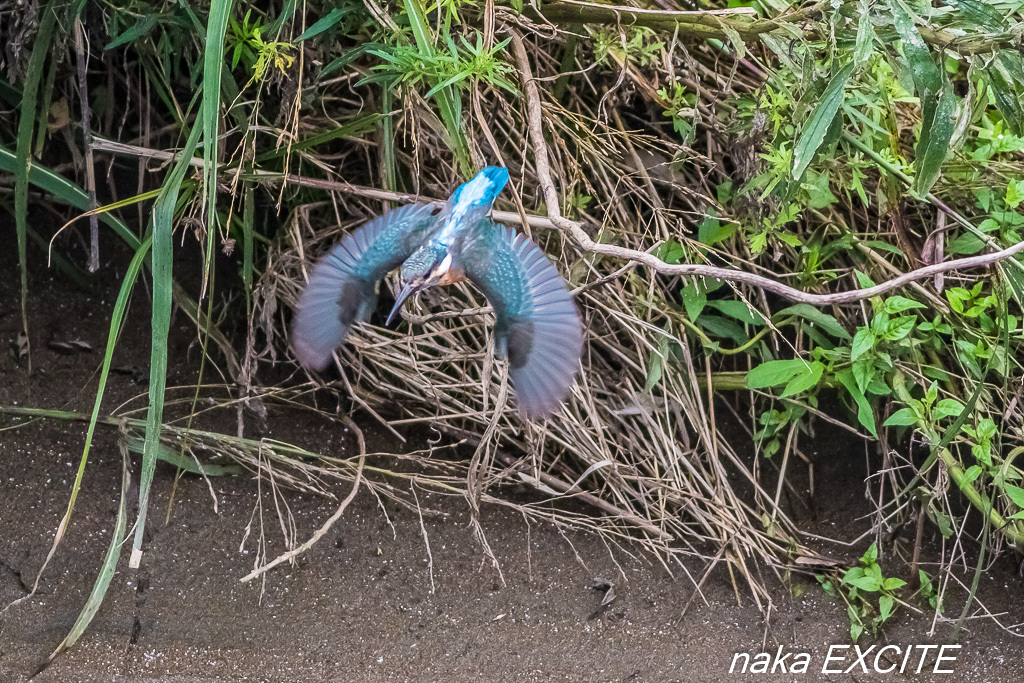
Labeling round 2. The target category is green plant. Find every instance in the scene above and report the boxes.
[819,542,907,642]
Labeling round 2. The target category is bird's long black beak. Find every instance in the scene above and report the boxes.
[386,282,417,326]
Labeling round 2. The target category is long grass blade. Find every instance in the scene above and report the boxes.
[13,0,59,370]
[201,0,233,298]
[42,421,131,666]
[131,123,203,569]
[402,0,473,175]
[2,238,150,613]
[131,0,234,569]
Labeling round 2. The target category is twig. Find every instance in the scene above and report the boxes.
[73,16,100,273]
[239,416,366,583]
[507,29,1024,307]
[94,120,1024,308]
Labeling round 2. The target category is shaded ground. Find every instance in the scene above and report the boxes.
[1,237,1023,682]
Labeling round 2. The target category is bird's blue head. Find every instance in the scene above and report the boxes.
[446,167,509,224]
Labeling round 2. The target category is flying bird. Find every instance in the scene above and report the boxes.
[292,167,583,419]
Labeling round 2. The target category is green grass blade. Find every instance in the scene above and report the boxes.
[131,0,234,569]
[14,0,59,367]
[44,446,130,663]
[0,145,140,248]
[42,237,151,659]
[6,238,150,608]
[402,0,473,176]
[131,123,203,569]
[381,88,396,191]
[201,0,234,297]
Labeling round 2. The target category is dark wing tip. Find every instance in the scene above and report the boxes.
[506,235,583,420]
[292,248,369,371]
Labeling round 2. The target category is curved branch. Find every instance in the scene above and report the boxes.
[508,30,1024,307]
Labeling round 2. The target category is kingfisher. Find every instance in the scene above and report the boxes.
[292,167,583,419]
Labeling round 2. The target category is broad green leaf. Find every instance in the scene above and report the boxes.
[987,61,1024,137]
[851,328,876,361]
[698,315,748,345]
[949,0,1007,31]
[852,359,876,394]
[781,361,824,397]
[681,281,707,321]
[883,577,907,591]
[698,216,735,247]
[883,407,918,427]
[776,304,852,340]
[879,594,894,621]
[792,62,854,180]
[747,359,809,389]
[962,465,982,485]
[883,296,926,314]
[932,398,965,420]
[837,369,878,436]
[883,316,916,341]
[706,300,765,326]
[890,0,941,94]
[1004,483,1024,509]
[846,574,882,591]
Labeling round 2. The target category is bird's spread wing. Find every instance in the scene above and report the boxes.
[293,203,439,370]
[461,224,582,418]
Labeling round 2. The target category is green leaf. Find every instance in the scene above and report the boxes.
[698,215,735,246]
[846,574,882,591]
[681,281,707,321]
[986,62,1024,137]
[854,271,876,288]
[883,296,926,314]
[776,304,851,340]
[879,594,894,621]
[837,369,878,436]
[645,352,664,391]
[890,0,941,95]
[853,3,875,64]
[698,315,749,345]
[883,316,916,341]
[1004,483,1024,509]
[402,0,472,175]
[962,465,982,485]
[781,361,824,397]
[883,407,918,427]
[297,7,346,41]
[862,541,879,565]
[791,62,854,180]
[914,79,959,196]
[747,359,809,389]
[105,13,163,50]
[851,328,876,361]
[706,300,765,326]
[932,398,965,420]
[948,232,985,255]
[852,359,875,394]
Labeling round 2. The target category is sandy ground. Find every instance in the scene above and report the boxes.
[2,237,1024,682]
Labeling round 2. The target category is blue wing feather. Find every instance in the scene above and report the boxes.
[460,223,582,418]
[293,203,439,370]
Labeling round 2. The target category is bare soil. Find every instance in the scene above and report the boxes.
[1,236,1023,682]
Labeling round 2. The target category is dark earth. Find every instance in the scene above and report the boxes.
[2,229,1023,682]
